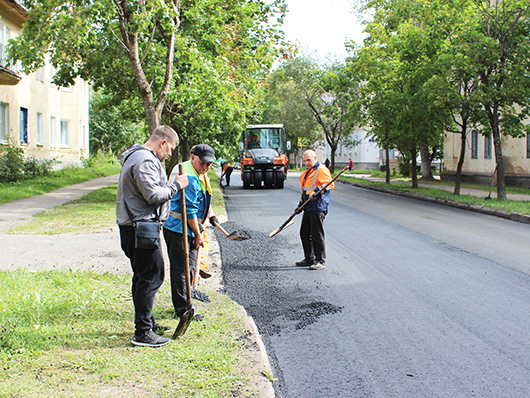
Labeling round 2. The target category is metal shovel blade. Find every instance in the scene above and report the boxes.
[173,307,195,339]
[269,219,294,237]
[226,233,248,241]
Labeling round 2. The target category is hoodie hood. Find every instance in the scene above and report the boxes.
[120,144,149,166]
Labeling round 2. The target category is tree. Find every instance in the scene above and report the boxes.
[89,89,147,155]
[10,0,181,133]
[162,0,288,170]
[353,3,447,188]
[259,56,321,166]
[274,55,361,173]
[471,0,530,200]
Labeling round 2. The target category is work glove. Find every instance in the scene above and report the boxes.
[209,215,219,227]
[294,206,303,215]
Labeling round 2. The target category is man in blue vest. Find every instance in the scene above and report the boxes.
[163,144,216,320]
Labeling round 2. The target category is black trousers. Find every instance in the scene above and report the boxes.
[163,227,197,317]
[120,225,164,335]
[300,211,327,264]
[224,167,233,186]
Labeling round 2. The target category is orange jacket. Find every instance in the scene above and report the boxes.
[222,162,232,173]
[300,162,334,211]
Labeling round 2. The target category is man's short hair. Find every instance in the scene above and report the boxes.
[151,125,179,145]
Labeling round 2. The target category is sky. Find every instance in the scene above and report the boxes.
[281,0,366,61]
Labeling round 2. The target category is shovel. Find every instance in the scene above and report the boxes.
[270,167,348,238]
[211,219,249,241]
[173,164,194,339]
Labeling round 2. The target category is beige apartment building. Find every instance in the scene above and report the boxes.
[0,0,89,168]
[442,121,530,187]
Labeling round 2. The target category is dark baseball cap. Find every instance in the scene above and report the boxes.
[192,144,215,163]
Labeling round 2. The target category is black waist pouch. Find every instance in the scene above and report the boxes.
[134,221,161,250]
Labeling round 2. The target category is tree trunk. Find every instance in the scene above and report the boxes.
[410,148,418,189]
[485,104,506,200]
[330,148,336,173]
[385,146,390,184]
[454,129,467,195]
[419,143,434,180]
[116,0,178,133]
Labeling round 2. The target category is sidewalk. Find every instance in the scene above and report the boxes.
[0,174,120,222]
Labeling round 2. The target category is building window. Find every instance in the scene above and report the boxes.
[0,20,5,67]
[50,116,56,147]
[60,120,69,146]
[484,134,492,159]
[0,103,9,143]
[471,129,478,159]
[35,67,45,83]
[20,108,28,144]
[36,112,43,145]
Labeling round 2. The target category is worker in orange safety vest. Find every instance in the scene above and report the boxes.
[294,150,335,270]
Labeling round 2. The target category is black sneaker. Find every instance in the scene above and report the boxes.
[132,330,170,347]
[295,259,315,266]
[153,323,172,334]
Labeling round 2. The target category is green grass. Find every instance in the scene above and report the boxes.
[6,169,225,235]
[340,175,530,214]
[5,185,118,235]
[0,162,121,205]
[208,168,226,217]
[0,269,259,397]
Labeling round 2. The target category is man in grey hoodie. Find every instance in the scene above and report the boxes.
[116,125,188,347]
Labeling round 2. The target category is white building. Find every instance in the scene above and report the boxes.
[0,0,89,168]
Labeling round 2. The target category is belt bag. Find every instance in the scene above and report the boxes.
[134,221,161,250]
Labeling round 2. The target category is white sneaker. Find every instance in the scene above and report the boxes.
[309,262,325,270]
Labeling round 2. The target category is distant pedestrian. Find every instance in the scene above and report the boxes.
[324,158,330,169]
[221,161,233,186]
[116,126,188,348]
[348,158,354,171]
[294,150,335,270]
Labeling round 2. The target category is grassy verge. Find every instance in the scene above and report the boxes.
[0,269,258,397]
[0,158,121,205]
[6,169,225,235]
[340,175,530,214]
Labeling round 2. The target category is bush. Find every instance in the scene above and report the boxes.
[0,141,57,182]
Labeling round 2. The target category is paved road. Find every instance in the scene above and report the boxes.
[217,172,530,398]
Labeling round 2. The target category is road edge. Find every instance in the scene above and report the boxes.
[337,179,530,224]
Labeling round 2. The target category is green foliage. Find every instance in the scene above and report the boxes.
[0,141,57,183]
[89,89,148,156]
[261,54,362,171]
[163,0,289,164]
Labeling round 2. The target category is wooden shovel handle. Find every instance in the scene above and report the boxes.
[179,164,192,306]
[211,219,229,237]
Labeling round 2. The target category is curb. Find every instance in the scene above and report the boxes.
[337,179,530,224]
